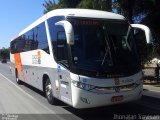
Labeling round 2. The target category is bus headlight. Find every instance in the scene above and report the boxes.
[72,81,95,91]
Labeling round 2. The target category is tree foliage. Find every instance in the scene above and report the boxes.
[0,48,10,60]
[43,0,57,13]
[112,0,135,23]
[43,0,112,13]
[78,0,112,11]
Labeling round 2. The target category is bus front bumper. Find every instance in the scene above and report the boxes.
[71,84,143,109]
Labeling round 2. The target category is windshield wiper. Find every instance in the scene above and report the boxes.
[101,48,109,66]
[101,33,113,66]
[125,26,132,51]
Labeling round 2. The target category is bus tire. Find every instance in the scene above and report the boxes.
[45,78,56,105]
[15,69,22,85]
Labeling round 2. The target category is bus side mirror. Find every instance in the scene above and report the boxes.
[131,24,152,44]
[55,20,74,45]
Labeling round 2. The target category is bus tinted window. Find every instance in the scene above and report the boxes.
[47,16,65,59]
[10,36,26,53]
[35,22,49,53]
[11,22,49,54]
[25,30,36,51]
[47,16,65,42]
[57,31,68,67]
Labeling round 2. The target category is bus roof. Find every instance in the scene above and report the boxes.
[47,9,125,20]
[15,9,125,40]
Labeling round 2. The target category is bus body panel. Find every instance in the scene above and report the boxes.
[57,66,73,105]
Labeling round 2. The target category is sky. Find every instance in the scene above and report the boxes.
[0,0,48,49]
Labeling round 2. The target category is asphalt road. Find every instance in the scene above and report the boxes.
[0,63,160,120]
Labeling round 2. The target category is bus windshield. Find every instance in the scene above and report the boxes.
[68,18,140,77]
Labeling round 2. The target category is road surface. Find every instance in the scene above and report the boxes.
[0,63,160,120]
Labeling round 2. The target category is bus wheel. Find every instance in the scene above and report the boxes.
[45,78,56,105]
[15,70,21,84]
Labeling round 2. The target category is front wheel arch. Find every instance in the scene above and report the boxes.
[43,75,58,105]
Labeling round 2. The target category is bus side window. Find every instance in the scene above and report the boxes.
[36,23,50,54]
[47,16,65,59]
[10,41,16,54]
[57,31,68,67]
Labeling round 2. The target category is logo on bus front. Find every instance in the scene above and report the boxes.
[115,87,120,93]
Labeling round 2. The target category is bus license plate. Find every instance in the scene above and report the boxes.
[111,95,123,102]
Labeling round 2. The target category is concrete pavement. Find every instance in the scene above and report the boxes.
[0,73,54,114]
[143,84,160,99]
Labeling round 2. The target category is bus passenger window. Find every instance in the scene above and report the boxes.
[57,31,68,67]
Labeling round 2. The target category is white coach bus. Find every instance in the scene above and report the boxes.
[10,9,152,108]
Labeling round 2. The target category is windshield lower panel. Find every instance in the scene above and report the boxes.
[68,18,140,78]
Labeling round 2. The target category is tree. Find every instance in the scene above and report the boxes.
[77,0,112,11]
[43,0,82,13]
[58,0,81,8]
[43,0,58,13]
[141,1,160,58]
[43,0,112,13]
[0,48,10,60]
[120,0,135,23]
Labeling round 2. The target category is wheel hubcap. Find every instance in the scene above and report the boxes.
[16,78,19,82]
[46,83,52,99]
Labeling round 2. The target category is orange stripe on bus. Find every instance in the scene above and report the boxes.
[14,53,22,78]
[14,53,26,81]
[37,51,41,58]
